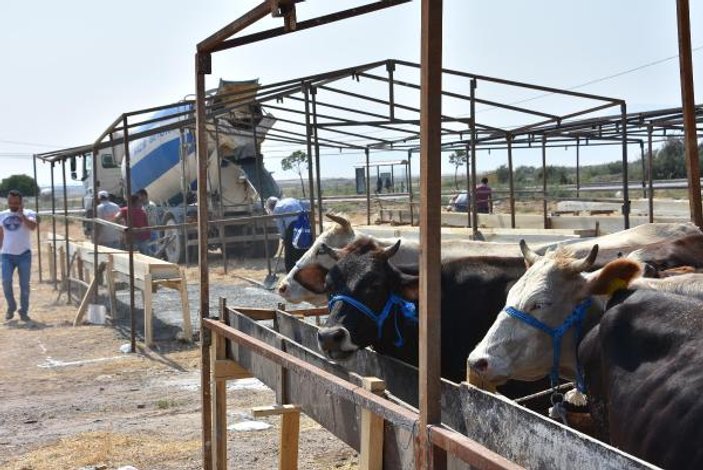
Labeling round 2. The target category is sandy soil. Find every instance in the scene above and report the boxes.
[0,223,358,470]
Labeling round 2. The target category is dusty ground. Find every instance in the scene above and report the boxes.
[0,223,358,470]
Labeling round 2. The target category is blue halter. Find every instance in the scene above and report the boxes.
[328,294,418,348]
[504,298,592,393]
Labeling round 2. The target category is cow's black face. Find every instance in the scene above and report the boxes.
[317,251,393,359]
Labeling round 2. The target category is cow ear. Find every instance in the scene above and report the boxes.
[293,265,329,295]
[325,213,352,232]
[584,258,642,296]
[399,272,419,301]
[381,239,402,260]
[520,239,541,267]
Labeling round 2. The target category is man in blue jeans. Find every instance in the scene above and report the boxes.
[0,190,37,321]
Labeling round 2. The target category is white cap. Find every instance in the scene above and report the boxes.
[98,190,109,199]
[265,196,279,213]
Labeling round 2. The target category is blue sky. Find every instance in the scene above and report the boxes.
[0,0,701,186]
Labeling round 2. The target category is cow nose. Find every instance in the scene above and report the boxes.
[317,327,346,350]
[277,283,288,295]
[469,357,489,373]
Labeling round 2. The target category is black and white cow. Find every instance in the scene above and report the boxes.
[468,241,703,469]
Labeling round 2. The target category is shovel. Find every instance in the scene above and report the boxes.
[263,241,284,290]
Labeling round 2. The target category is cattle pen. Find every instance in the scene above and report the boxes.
[26,0,702,468]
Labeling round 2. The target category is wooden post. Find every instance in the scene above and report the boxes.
[143,273,153,347]
[212,299,228,469]
[251,405,302,470]
[47,241,56,284]
[58,246,66,288]
[360,377,386,470]
[107,255,117,317]
[180,267,193,341]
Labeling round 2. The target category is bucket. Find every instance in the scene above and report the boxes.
[87,304,107,325]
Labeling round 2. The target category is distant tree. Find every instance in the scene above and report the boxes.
[281,150,309,198]
[448,149,468,189]
[0,174,38,197]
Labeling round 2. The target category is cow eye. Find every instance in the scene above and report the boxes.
[531,302,551,311]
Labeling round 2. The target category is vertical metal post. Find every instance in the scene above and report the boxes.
[647,125,654,223]
[464,143,471,229]
[310,87,324,235]
[418,0,445,468]
[387,60,396,121]
[62,160,71,304]
[122,116,136,353]
[195,51,213,470]
[676,0,703,228]
[575,137,580,199]
[542,135,548,229]
[214,119,227,274]
[406,153,413,225]
[469,79,478,238]
[365,148,371,226]
[508,134,516,229]
[639,141,647,199]
[92,146,99,304]
[33,154,42,283]
[179,128,191,267]
[621,103,630,229]
[303,83,317,237]
[50,162,57,290]
[251,105,272,275]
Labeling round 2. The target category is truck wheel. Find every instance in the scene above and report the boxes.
[163,217,185,264]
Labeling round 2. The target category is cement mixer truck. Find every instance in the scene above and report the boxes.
[82,79,281,263]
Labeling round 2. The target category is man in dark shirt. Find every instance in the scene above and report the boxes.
[476,177,493,214]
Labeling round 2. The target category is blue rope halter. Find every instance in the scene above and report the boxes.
[328,294,418,348]
[504,298,592,393]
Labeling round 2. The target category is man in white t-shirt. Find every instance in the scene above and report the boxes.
[96,190,121,248]
[0,190,37,321]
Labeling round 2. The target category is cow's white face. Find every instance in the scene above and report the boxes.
[277,214,356,305]
[468,241,599,385]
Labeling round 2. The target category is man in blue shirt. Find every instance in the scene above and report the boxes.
[265,196,308,272]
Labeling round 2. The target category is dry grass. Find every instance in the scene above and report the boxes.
[3,431,200,470]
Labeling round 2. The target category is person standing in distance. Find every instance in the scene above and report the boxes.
[1,190,37,321]
[265,196,308,272]
[475,177,493,214]
[96,191,121,248]
[113,194,151,255]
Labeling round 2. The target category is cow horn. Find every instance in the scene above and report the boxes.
[318,243,341,261]
[519,239,541,266]
[325,213,352,231]
[381,240,402,260]
[571,244,599,272]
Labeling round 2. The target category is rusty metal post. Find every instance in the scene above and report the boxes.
[92,145,99,304]
[464,143,471,229]
[366,147,371,226]
[470,79,478,238]
[639,141,647,199]
[214,119,227,274]
[310,86,324,234]
[648,125,654,223]
[387,60,396,121]
[50,162,57,290]
[195,51,214,470]
[621,103,630,229]
[122,116,136,353]
[303,83,317,237]
[33,154,42,283]
[62,160,71,304]
[676,0,702,228]
[508,134,516,229]
[541,135,548,229]
[408,150,415,226]
[418,0,446,468]
[575,137,580,199]
[250,105,272,276]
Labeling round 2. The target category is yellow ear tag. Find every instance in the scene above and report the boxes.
[606,278,628,295]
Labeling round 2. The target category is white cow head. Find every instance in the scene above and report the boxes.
[276,213,357,305]
[468,240,601,385]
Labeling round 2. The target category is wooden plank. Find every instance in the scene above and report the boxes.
[143,273,153,347]
[280,408,300,470]
[213,312,228,469]
[214,360,252,380]
[229,306,276,321]
[106,257,117,317]
[73,275,98,326]
[179,267,193,342]
[360,377,386,470]
[251,404,301,417]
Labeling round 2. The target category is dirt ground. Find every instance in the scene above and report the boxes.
[0,223,359,470]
